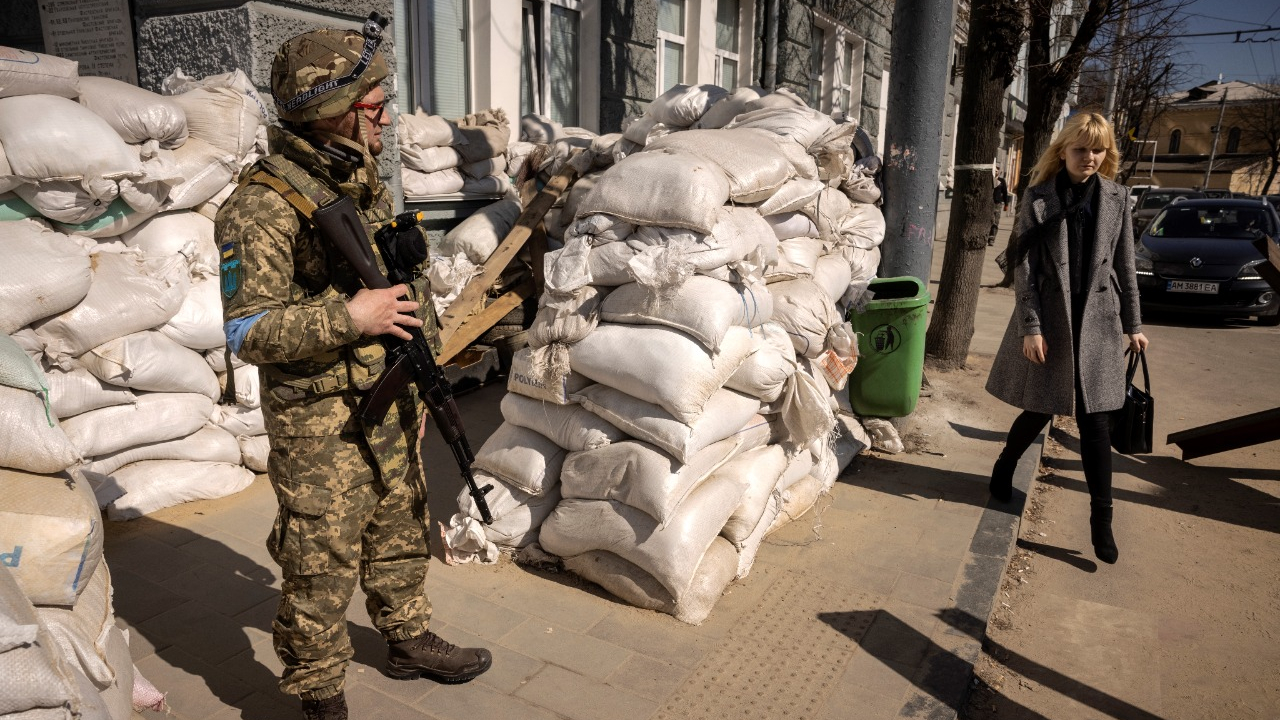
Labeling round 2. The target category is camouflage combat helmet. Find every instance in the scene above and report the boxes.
[271,12,389,123]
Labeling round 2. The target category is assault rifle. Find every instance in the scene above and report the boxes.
[312,196,494,523]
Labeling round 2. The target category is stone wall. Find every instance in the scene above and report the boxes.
[600,0,659,133]
[0,0,43,52]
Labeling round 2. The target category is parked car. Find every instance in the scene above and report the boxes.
[1132,187,1205,236]
[1201,188,1234,199]
[1134,198,1280,325]
[1127,183,1158,212]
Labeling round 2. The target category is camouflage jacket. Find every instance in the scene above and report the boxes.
[215,126,432,459]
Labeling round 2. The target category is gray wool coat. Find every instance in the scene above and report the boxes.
[986,175,1143,416]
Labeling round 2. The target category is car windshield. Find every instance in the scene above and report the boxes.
[1141,192,1189,209]
[1149,206,1274,239]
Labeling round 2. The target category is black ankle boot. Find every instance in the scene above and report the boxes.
[1090,503,1118,564]
[302,692,347,720]
[989,456,1017,502]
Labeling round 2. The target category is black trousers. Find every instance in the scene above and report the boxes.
[1001,387,1113,506]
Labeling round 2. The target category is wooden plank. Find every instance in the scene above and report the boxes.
[1167,407,1280,461]
[436,279,535,365]
[1252,237,1280,293]
[438,157,581,339]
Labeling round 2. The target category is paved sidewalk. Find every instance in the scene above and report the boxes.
[107,210,1032,719]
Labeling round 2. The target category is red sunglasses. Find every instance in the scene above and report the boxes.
[352,101,386,124]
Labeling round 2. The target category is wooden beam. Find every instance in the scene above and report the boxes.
[438,157,581,340]
[1252,237,1280,293]
[436,279,536,365]
[1167,407,1280,461]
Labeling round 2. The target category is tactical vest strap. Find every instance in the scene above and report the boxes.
[244,154,343,221]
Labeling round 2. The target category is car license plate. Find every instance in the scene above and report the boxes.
[1167,280,1219,294]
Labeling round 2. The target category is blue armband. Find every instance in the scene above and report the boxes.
[224,312,268,355]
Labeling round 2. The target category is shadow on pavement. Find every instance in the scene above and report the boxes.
[1047,426,1280,534]
[947,421,1010,444]
[1014,538,1098,573]
[840,453,995,510]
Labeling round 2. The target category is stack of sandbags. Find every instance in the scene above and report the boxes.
[444,87,890,624]
[0,54,268,521]
[400,108,511,198]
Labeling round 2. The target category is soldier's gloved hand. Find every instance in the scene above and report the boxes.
[346,285,424,341]
[382,226,429,276]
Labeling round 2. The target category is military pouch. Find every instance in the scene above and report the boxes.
[348,341,387,391]
[263,355,348,402]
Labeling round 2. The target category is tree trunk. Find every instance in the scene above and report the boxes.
[924,0,1027,368]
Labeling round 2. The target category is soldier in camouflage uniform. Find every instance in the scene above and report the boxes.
[216,19,490,720]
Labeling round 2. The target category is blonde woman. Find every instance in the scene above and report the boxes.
[986,112,1150,564]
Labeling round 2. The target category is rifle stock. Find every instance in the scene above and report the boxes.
[314,196,495,524]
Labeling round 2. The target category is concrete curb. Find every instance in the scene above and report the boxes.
[897,431,1045,720]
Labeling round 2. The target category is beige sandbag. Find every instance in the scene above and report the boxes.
[460,174,510,195]
[33,249,191,367]
[98,625,134,720]
[0,96,140,186]
[813,254,853,305]
[743,87,809,112]
[647,128,792,203]
[398,112,458,147]
[599,278,769,351]
[0,220,92,334]
[457,473,561,548]
[33,563,114,686]
[0,467,102,606]
[527,285,605,349]
[439,197,521,264]
[569,324,754,425]
[399,144,462,173]
[454,124,509,164]
[160,275,225,351]
[507,347,592,405]
[60,392,214,459]
[471,422,566,496]
[572,384,761,463]
[210,403,265,437]
[725,322,797,402]
[166,70,264,159]
[44,367,136,419]
[0,384,81,473]
[499,393,624,452]
[105,460,254,520]
[717,445,790,545]
[161,137,237,211]
[769,278,843,358]
[402,167,463,197]
[576,149,730,233]
[460,156,507,180]
[0,48,79,99]
[694,86,762,130]
[122,210,218,272]
[765,237,824,282]
[0,564,80,716]
[839,202,888,249]
[81,425,240,477]
[763,210,819,242]
[758,178,825,217]
[559,436,741,525]
[77,77,187,148]
[80,331,219,399]
[726,105,836,150]
[647,84,729,128]
[237,433,269,473]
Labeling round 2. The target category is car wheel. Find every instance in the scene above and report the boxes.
[1258,313,1280,327]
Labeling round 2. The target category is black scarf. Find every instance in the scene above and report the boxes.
[998,171,1100,288]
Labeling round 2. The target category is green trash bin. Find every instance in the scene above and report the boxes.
[848,276,930,417]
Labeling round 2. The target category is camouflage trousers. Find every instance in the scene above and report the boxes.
[265,431,432,700]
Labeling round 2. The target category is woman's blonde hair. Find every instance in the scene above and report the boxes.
[1028,111,1120,186]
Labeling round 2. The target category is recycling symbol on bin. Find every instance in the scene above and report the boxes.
[869,324,901,355]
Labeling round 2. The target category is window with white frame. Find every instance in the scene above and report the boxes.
[414,0,469,119]
[808,25,825,107]
[714,0,740,91]
[657,0,687,93]
[809,13,865,118]
[521,0,582,126]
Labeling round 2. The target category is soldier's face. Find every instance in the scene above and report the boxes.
[357,87,391,157]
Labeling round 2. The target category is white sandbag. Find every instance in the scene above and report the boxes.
[33,249,191,367]
[572,384,761,464]
[778,449,815,492]
[768,474,826,533]
[569,324,754,425]
[461,174,511,195]
[507,140,538,179]
[599,278,767,351]
[471,422,566,496]
[694,86,761,130]
[770,278,843,358]
[0,563,80,716]
[454,123,510,164]
[0,220,92,333]
[726,105,836,150]
[813,254,853,304]
[541,470,747,599]
[839,202,888,249]
[210,403,265,437]
[861,416,905,453]
[398,112,459,148]
[81,425,240,477]
[576,149,730,233]
[766,237,824,282]
[647,128,792,203]
[41,193,155,234]
[717,445,789,545]
[724,322,796,402]
[225,363,260,409]
[457,473,561,548]
[507,347,592,405]
[77,77,187,148]
[0,95,141,190]
[167,71,264,158]
[844,245,882,282]
[559,436,740,526]
[440,197,521,265]
[60,392,214,459]
[0,383,81,473]
[499,393,624,452]
[160,276,225,350]
[732,488,780,579]
[34,563,114,686]
[79,331,220,399]
[0,467,102,606]
[764,211,819,242]
[527,285,604,349]
[625,210,777,291]
[766,132,820,180]
[161,138,237,211]
[758,178,825,217]
[399,144,462,173]
[425,252,479,316]
[122,210,217,272]
[519,114,562,143]
[44,367,136,419]
[98,625,134,720]
[105,460,254,520]
[562,537,739,625]
[805,186,853,243]
[582,239,641,286]
[205,347,244,373]
[402,167,463,197]
[743,87,809,112]
[238,433,269,472]
[0,48,79,99]
[460,156,507,180]
[648,84,729,128]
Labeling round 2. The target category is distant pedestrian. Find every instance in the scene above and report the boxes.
[985,112,1150,565]
[989,174,1009,246]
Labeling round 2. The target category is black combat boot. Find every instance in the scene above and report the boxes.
[989,455,1018,503]
[301,692,347,720]
[1090,502,1119,564]
[386,630,492,683]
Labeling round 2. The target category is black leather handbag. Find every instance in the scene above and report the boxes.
[1110,350,1154,454]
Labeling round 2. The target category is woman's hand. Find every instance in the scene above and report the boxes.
[1022,334,1047,364]
[1127,332,1149,353]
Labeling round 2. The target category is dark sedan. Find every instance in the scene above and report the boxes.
[1134,198,1280,325]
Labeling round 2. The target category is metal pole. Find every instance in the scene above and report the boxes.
[1203,78,1228,189]
[880,0,955,284]
[1102,0,1128,120]
[764,0,779,92]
